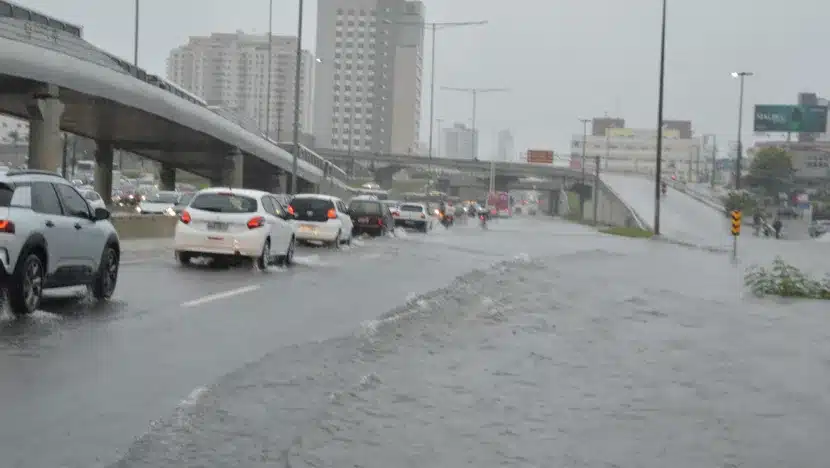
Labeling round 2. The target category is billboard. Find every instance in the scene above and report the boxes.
[607,128,680,139]
[526,149,554,164]
[753,104,828,133]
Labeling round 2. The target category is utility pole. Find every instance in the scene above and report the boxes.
[710,135,718,188]
[133,0,139,74]
[289,0,304,194]
[731,71,753,190]
[578,118,590,220]
[653,0,668,236]
[592,154,601,224]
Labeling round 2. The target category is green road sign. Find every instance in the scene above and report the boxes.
[753,104,828,133]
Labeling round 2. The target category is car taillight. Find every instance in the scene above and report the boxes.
[392,211,399,217]
[247,216,265,229]
[287,205,295,215]
[180,210,191,224]
[0,219,14,233]
[420,213,426,219]
[327,208,337,219]
[377,217,383,225]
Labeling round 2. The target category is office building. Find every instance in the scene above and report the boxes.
[166,31,315,140]
[496,129,515,162]
[442,122,478,160]
[571,120,703,180]
[313,0,425,155]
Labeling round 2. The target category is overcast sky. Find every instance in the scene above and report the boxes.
[18,0,830,157]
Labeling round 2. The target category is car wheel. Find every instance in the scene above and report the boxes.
[257,238,272,270]
[330,230,341,249]
[8,251,45,316]
[345,231,352,245]
[91,245,119,300]
[279,236,295,267]
[176,250,193,266]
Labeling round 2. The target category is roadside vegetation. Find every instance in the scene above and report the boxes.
[745,257,830,300]
[600,226,653,238]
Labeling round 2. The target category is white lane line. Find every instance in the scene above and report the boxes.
[180,284,261,308]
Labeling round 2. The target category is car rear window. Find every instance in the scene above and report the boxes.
[190,193,257,213]
[349,201,382,214]
[0,184,13,207]
[291,197,335,211]
[400,204,423,212]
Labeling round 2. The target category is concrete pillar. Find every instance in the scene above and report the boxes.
[26,84,64,171]
[227,148,243,188]
[94,142,114,206]
[159,164,176,191]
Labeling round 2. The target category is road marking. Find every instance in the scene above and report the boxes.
[180,284,261,308]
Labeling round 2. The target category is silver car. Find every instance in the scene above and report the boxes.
[0,170,120,315]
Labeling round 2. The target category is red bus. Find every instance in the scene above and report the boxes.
[487,191,511,218]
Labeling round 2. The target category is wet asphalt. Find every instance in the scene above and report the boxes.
[2,202,829,467]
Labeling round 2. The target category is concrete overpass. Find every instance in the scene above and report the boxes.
[0,8,352,202]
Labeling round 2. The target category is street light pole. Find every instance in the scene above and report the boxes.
[264,0,273,139]
[289,0,304,194]
[731,71,753,190]
[579,118,589,219]
[653,0,668,236]
[442,86,508,160]
[133,0,139,74]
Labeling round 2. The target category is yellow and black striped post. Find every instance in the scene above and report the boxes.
[730,210,741,261]
[730,210,741,236]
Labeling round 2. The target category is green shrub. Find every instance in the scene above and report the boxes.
[745,257,830,299]
[722,190,758,216]
[601,226,653,238]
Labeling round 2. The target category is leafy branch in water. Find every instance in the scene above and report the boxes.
[745,257,830,300]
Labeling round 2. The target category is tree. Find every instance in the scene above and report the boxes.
[746,147,793,196]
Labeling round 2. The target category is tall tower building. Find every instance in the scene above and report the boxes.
[442,123,477,160]
[496,129,514,162]
[313,0,424,155]
[166,31,315,139]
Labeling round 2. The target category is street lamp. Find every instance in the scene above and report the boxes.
[578,118,590,219]
[289,0,304,195]
[653,0,668,236]
[441,86,509,161]
[133,0,139,72]
[731,71,753,190]
[386,19,487,166]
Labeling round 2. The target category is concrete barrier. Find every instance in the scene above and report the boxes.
[111,214,177,240]
[583,180,647,229]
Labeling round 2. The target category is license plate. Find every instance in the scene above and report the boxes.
[299,224,316,232]
[404,220,414,225]
[358,217,369,224]
[206,222,227,231]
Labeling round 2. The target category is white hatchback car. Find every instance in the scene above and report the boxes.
[288,194,353,247]
[173,188,297,268]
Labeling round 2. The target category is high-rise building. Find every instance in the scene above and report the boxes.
[442,123,477,160]
[496,129,514,162]
[313,0,425,155]
[166,31,315,140]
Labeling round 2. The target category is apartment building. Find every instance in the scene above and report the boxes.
[313,0,424,155]
[166,31,315,139]
[442,122,478,160]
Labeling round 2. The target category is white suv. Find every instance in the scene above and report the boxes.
[173,188,297,268]
[0,170,121,315]
[288,194,353,248]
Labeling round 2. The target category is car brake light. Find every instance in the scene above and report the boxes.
[247,216,265,229]
[420,213,426,219]
[180,210,191,224]
[327,208,337,219]
[287,205,295,215]
[0,219,14,233]
[377,217,383,225]
[392,211,399,216]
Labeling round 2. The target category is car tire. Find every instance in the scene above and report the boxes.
[257,239,272,270]
[279,236,295,267]
[330,230,341,249]
[176,250,193,266]
[91,245,119,300]
[8,251,45,316]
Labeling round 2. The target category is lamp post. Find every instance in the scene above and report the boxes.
[133,0,139,73]
[386,20,487,168]
[264,0,274,139]
[289,0,304,194]
[731,71,753,190]
[653,0,667,236]
[578,118,590,219]
[441,87,509,161]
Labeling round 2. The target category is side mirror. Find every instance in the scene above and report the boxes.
[94,207,110,221]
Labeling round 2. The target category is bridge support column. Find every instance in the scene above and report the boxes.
[213,148,244,188]
[159,164,176,191]
[296,178,315,194]
[26,84,64,172]
[94,142,114,206]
